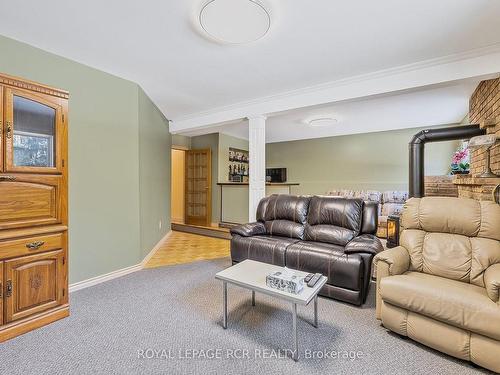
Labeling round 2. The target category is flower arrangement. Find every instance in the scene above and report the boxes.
[451,146,470,174]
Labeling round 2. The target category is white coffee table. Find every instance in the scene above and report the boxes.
[215,259,328,361]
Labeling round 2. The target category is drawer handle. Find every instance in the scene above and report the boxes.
[0,175,16,181]
[26,241,45,250]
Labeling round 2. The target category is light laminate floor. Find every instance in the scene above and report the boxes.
[144,230,230,268]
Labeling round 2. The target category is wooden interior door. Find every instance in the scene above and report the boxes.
[4,250,65,323]
[185,149,211,226]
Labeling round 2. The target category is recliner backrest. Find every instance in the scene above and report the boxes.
[400,197,500,287]
[361,201,378,235]
[263,194,311,239]
[256,196,269,222]
[304,196,364,246]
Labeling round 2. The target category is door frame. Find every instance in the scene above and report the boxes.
[185,148,211,227]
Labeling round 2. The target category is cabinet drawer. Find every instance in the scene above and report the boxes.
[0,174,64,230]
[0,233,64,259]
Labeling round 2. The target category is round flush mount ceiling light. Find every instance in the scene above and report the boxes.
[199,0,271,44]
[307,117,338,127]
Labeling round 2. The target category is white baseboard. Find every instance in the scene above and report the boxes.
[68,263,143,293]
[141,231,172,267]
[69,231,172,293]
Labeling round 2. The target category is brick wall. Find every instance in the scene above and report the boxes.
[455,78,500,201]
[468,78,500,175]
[425,175,458,197]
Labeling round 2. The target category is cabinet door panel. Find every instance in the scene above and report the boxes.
[4,87,63,174]
[0,174,63,230]
[4,250,65,323]
[0,262,3,326]
[0,85,3,172]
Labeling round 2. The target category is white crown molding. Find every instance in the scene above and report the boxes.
[246,114,267,121]
[170,43,500,133]
[69,231,172,293]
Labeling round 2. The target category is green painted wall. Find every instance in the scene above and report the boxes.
[172,134,191,149]
[266,125,460,195]
[0,35,171,283]
[138,88,171,258]
[190,133,220,224]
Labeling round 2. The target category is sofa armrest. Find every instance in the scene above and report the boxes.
[230,222,266,237]
[373,246,410,277]
[485,263,500,304]
[373,246,410,319]
[345,234,384,255]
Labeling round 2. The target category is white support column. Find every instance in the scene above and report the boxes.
[248,115,266,222]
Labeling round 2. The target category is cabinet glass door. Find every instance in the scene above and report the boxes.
[4,88,62,173]
[0,86,3,172]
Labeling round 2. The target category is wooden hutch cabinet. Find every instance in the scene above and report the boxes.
[0,73,69,341]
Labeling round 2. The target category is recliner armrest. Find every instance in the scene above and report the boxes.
[230,222,266,237]
[373,246,410,277]
[345,234,384,255]
[485,263,500,304]
[373,246,410,320]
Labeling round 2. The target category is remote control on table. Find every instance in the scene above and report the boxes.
[307,273,323,287]
[304,273,314,283]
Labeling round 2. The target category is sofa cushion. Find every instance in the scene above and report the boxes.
[256,196,269,222]
[305,196,363,246]
[265,220,305,240]
[382,190,408,204]
[286,241,363,291]
[381,202,404,217]
[345,234,384,255]
[230,234,299,266]
[361,201,379,235]
[400,227,500,286]
[263,195,310,239]
[264,194,310,223]
[401,197,500,241]
[230,222,266,237]
[380,272,500,341]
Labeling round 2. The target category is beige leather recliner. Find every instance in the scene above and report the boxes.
[374,197,500,373]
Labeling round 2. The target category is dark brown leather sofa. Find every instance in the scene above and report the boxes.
[230,194,383,305]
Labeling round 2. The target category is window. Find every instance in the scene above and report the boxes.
[12,95,56,168]
[13,131,54,168]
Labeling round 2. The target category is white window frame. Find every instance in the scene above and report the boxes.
[13,130,55,168]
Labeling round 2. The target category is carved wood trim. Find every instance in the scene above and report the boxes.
[0,73,69,99]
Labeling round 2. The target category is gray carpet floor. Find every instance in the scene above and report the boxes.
[0,258,492,375]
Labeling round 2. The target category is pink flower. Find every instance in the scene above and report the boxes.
[452,148,469,164]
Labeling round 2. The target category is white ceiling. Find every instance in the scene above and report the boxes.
[181,80,479,143]
[1,0,499,126]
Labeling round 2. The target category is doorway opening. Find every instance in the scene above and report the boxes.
[171,148,186,224]
[171,146,229,238]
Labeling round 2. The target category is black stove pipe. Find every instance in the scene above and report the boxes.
[409,124,485,198]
